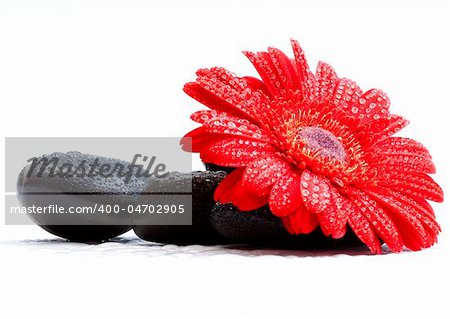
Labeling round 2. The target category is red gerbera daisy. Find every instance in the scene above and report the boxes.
[181,39,443,254]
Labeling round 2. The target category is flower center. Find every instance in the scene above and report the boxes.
[298,126,346,162]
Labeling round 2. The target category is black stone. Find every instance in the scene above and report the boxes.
[133,171,231,245]
[211,204,365,249]
[203,162,235,174]
[17,151,366,250]
[16,152,145,243]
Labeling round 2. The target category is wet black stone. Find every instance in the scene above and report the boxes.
[17,151,366,249]
[16,152,144,243]
[211,204,365,250]
[133,171,230,245]
[203,162,235,174]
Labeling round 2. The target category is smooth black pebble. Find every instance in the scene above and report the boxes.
[16,152,145,243]
[211,204,365,250]
[133,171,230,245]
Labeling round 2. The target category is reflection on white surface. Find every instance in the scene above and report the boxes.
[0,227,448,319]
[1,235,381,258]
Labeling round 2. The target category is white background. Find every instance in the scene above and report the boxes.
[0,1,449,318]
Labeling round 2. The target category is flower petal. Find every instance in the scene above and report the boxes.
[373,137,432,159]
[344,195,382,254]
[269,170,302,217]
[365,188,438,250]
[200,138,277,167]
[314,61,339,103]
[290,39,312,97]
[241,155,291,197]
[202,114,272,143]
[346,187,403,252]
[184,82,254,122]
[185,67,266,122]
[369,187,440,235]
[230,180,270,211]
[300,169,332,214]
[181,127,216,152]
[379,172,443,202]
[316,186,348,239]
[299,170,347,238]
[353,89,390,125]
[214,167,269,211]
[268,47,299,92]
[243,51,282,98]
[190,109,224,124]
[332,78,363,112]
[359,114,409,146]
[370,152,436,175]
[241,76,270,96]
[214,168,245,203]
[281,206,318,235]
[243,47,300,98]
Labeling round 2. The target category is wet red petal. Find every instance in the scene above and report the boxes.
[300,169,332,214]
[373,137,431,158]
[317,187,348,239]
[282,206,318,235]
[354,89,390,125]
[190,109,226,124]
[345,187,403,252]
[314,61,338,103]
[200,138,276,167]
[344,195,382,254]
[241,155,291,197]
[184,82,254,122]
[214,168,245,203]
[379,172,443,202]
[268,47,299,92]
[367,187,440,240]
[231,180,269,211]
[269,170,302,217]
[332,78,363,112]
[290,39,312,98]
[202,114,272,143]
[186,67,270,122]
[241,76,270,96]
[365,115,410,146]
[365,188,438,250]
[366,137,433,174]
[181,127,216,152]
[243,51,282,98]
[299,170,347,238]
[356,115,406,146]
